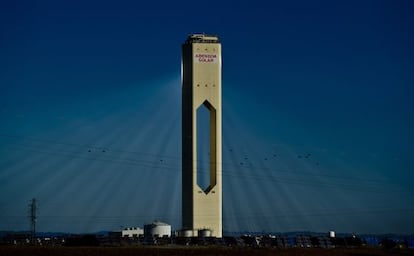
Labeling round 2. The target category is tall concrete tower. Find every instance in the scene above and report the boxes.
[182,34,222,238]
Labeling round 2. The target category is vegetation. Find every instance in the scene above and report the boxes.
[0,246,413,256]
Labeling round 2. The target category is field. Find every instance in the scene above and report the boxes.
[1,246,413,256]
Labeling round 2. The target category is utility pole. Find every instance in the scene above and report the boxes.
[29,198,37,244]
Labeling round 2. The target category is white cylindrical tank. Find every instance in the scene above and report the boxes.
[144,221,171,237]
[329,231,335,238]
[179,229,195,237]
[198,229,212,238]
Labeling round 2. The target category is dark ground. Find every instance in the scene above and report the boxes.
[0,246,413,256]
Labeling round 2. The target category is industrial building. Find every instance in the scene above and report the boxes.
[121,227,143,238]
[181,34,223,238]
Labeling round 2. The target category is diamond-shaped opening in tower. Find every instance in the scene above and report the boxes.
[196,100,217,194]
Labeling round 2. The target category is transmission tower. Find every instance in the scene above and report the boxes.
[29,198,37,244]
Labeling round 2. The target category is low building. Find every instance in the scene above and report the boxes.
[121,227,143,238]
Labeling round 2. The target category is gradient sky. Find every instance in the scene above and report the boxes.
[1,0,413,234]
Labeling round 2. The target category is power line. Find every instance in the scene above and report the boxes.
[0,132,390,182]
[5,206,414,223]
[0,133,390,182]
[1,133,412,195]
[4,143,410,195]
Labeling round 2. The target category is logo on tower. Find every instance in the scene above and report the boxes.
[194,53,218,63]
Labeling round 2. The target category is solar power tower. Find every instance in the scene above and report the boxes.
[181,34,222,238]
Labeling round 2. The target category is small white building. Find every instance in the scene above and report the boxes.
[122,227,144,238]
[144,221,171,238]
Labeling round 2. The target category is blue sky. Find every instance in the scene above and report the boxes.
[1,0,413,234]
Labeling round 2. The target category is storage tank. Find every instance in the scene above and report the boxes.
[179,229,195,237]
[198,229,212,238]
[144,221,171,237]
